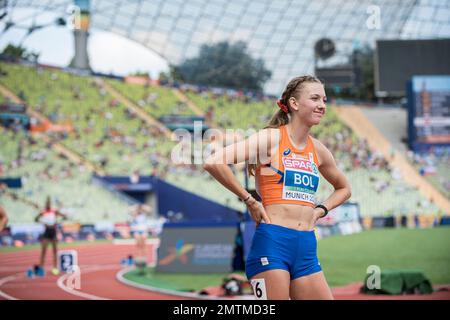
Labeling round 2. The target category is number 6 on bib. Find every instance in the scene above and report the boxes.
[250,279,267,300]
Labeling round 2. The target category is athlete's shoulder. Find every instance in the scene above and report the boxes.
[310,136,333,165]
[251,127,281,164]
[310,136,325,150]
[258,126,280,135]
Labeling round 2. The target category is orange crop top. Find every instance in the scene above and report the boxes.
[255,125,320,208]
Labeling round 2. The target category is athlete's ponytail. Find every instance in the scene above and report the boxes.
[247,75,322,176]
[267,108,290,128]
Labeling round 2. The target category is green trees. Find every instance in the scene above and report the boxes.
[174,41,271,92]
[0,44,40,63]
[353,46,375,101]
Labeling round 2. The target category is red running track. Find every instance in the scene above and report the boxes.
[1,242,449,300]
[0,243,185,300]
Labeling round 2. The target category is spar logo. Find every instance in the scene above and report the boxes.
[283,157,313,173]
[158,239,195,266]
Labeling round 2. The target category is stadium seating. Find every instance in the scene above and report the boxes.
[0,127,131,223]
[0,62,173,175]
[409,151,450,200]
[107,79,195,118]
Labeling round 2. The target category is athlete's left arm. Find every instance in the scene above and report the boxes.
[313,139,352,218]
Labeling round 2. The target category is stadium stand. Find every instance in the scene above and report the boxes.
[408,151,450,200]
[107,79,195,118]
[0,62,172,175]
[0,126,131,224]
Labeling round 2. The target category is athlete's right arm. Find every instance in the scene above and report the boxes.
[203,128,277,225]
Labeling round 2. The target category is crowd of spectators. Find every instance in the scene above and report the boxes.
[407,148,450,199]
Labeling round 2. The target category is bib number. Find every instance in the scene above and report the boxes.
[250,279,267,300]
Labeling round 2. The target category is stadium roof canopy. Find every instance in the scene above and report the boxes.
[2,0,450,94]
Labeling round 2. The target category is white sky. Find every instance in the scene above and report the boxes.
[0,9,169,79]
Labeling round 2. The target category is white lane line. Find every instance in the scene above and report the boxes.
[56,264,120,300]
[115,268,254,300]
[0,274,20,300]
[57,274,109,300]
[115,266,200,299]
[1,265,120,300]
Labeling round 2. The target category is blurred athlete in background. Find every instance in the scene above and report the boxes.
[35,196,67,276]
[129,204,153,266]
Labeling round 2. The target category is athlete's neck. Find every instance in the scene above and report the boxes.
[286,118,310,149]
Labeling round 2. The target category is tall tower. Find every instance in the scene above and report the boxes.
[69,0,91,70]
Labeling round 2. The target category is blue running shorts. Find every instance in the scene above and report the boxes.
[245,223,322,281]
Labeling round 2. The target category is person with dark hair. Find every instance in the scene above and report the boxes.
[35,196,66,276]
[204,76,351,300]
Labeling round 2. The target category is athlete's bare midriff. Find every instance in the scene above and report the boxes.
[264,203,317,231]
